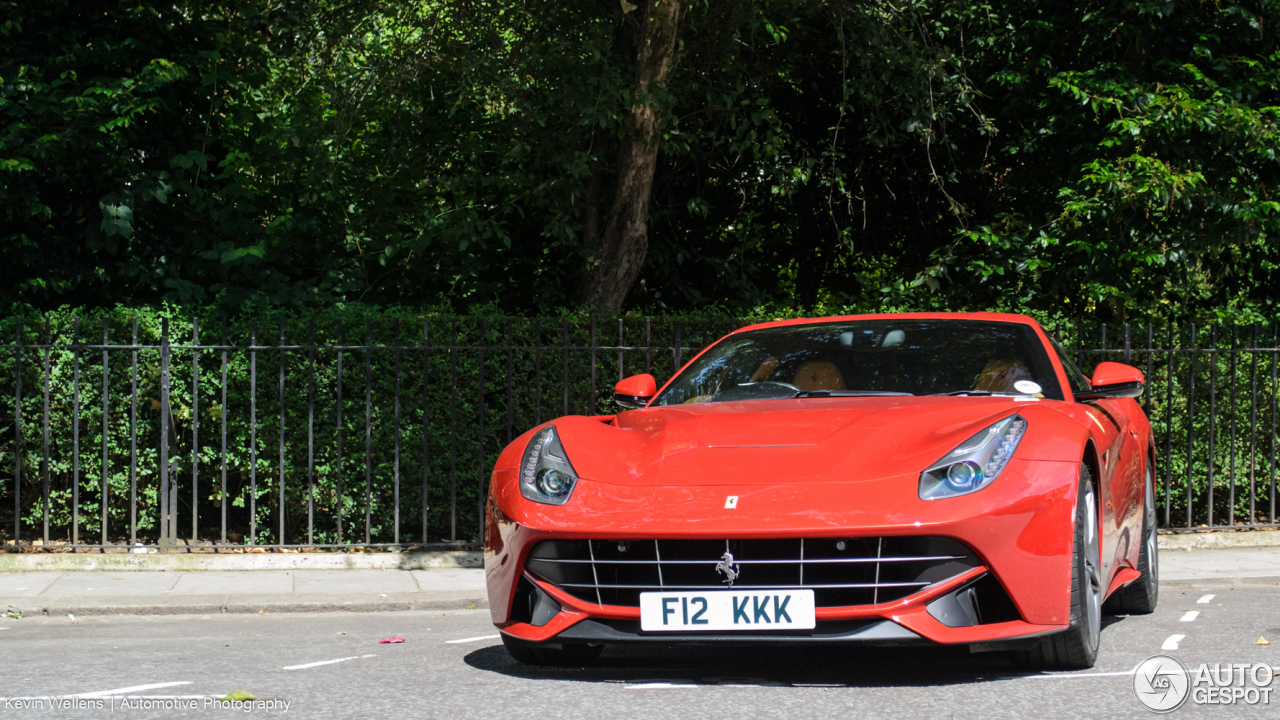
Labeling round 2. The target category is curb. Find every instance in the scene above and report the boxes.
[3,592,489,618]
[1157,530,1280,550]
[0,550,483,573]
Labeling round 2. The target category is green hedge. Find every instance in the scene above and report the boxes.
[0,307,1276,548]
[0,307,741,546]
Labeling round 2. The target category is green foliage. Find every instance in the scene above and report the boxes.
[3,1,1280,322]
[915,0,1280,323]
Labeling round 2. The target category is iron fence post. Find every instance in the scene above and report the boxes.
[505,320,513,446]
[590,317,597,414]
[130,316,138,545]
[220,316,228,546]
[1186,324,1197,528]
[1271,323,1278,523]
[1164,322,1175,526]
[1250,325,1259,526]
[364,319,373,545]
[674,320,683,370]
[13,315,21,546]
[192,318,199,544]
[1229,326,1238,528]
[250,318,257,545]
[279,319,286,546]
[101,318,109,546]
[477,319,485,541]
[41,316,50,545]
[420,318,428,544]
[1207,327,1217,527]
[335,320,344,545]
[307,317,316,546]
[562,319,569,417]
[645,318,652,375]
[393,320,401,545]
[534,320,541,426]
[449,320,458,543]
[1144,324,1153,414]
[160,317,170,552]
[72,317,81,546]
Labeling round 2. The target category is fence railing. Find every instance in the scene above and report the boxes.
[1077,323,1280,531]
[0,314,1277,553]
[0,313,737,551]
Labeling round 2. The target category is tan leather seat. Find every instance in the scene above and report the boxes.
[975,359,1033,393]
[792,361,847,391]
[749,356,780,383]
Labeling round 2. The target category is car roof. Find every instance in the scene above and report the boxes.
[731,312,1042,335]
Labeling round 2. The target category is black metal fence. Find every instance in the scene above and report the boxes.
[1079,323,1280,531]
[0,314,1277,553]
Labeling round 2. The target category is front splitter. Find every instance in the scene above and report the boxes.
[536,618,929,646]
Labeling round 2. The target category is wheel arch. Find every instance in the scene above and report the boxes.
[1080,439,1101,493]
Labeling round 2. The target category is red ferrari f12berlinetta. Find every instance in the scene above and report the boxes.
[484,313,1156,670]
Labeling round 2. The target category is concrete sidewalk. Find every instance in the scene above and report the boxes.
[3,545,1279,619]
[1159,545,1280,580]
[0,567,487,617]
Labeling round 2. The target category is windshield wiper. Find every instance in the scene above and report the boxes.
[931,390,1027,397]
[790,390,914,398]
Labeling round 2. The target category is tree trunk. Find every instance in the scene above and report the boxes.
[579,0,682,313]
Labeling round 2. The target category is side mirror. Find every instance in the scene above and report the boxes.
[1074,361,1145,401]
[614,374,657,410]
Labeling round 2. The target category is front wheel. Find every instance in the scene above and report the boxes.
[1104,462,1159,614]
[501,634,603,667]
[1020,463,1102,670]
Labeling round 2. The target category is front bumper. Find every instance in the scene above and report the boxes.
[485,458,1080,646]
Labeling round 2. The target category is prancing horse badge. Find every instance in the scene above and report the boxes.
[724,495,738,509]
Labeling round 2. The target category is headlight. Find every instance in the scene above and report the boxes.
[520,426,578,505]
[919,414,1027,500]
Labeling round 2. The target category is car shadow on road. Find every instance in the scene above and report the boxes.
[465,614,1134,688]
[467,643,1033,688]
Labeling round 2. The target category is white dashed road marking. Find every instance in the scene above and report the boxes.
[1162,634,1185,650]
[446,634,501,644]
[72,682,193,697]
[283,655,376,671]
[1180,611,1200,622]
[1196,594,1215,604]
[626,683,701,689]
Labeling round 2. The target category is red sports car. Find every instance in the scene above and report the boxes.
[484,313,1157,669]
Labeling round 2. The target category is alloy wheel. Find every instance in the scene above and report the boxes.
[1082,483,1102,650]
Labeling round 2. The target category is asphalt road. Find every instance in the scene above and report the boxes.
[1,577,1278,719]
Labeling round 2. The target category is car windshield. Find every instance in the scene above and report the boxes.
[651,319,1064,405]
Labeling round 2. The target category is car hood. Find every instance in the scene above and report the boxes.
[553,396,1057,487]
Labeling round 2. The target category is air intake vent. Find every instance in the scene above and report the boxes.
[525,536,979,608]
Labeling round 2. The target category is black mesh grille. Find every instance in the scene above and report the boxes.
[525,536,980,608]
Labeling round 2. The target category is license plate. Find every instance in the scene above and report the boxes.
[639,590,816,632]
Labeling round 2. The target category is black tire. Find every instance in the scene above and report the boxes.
[501,634,603,667]
[1104,462,1159,614]
[1020,463,1102,670]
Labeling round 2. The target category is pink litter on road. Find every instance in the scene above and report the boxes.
[378,637,406,644]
